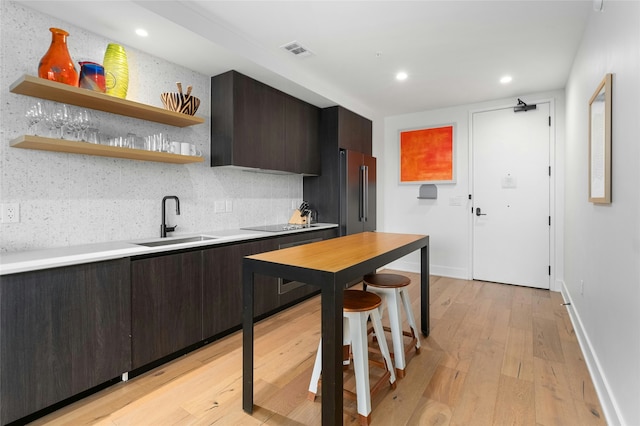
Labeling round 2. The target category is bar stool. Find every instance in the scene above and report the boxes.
[364,273,420,378]
[308,290,397,426]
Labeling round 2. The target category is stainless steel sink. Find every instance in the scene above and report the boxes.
[136,235,217,247]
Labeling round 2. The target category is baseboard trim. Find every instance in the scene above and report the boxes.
[559,280,622,426]
[385,259,467,279]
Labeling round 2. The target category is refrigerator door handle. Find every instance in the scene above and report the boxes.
[363,165,369,222]
[360,165,366,222]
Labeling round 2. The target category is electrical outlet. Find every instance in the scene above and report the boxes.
[225,200,232,212]
[580,279,584,295]
[1,203,20,223]
[214,200,225,213]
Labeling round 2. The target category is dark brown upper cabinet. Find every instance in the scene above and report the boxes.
[303,106,373,227]
[211,70,319,175]
[285,96,320,174]
[331,106,373,155]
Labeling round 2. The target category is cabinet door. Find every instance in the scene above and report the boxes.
[233,73,286,170]
[202,239,278,338]
[275,229,338,306]
[285,97,320,174]
[0,260,131,425]
[210,71,235,166]
[338,107,372,155]
[131,251,202,369]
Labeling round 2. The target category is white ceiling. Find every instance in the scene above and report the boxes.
[18,0,592,118]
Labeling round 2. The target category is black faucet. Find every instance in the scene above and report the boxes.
[161,195,180,237]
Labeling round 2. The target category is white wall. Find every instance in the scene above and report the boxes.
[0,2,303,252]
[563,2,640,425]
[380,90,565,288]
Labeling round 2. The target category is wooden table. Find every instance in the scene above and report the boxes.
[242,232,429,425]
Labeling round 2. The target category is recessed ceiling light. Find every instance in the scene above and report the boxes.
[135,28,148,37]
[396,71,408,81]
[500,75,513,84]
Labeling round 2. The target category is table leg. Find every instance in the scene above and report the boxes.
[242,265,255,414]
[421,241,430,336]
[321,278,344,426]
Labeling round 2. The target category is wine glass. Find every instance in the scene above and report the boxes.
[45,105,56,137]
[64,107,80,140]
[25,102,45,135]
[77,109,91,141]
[50,104,69,139]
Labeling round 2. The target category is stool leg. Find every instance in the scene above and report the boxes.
[309,316,352,401]
[400,288,421,351]
[369,309,397,386]
[346,312,372,421]
[307,339,323,401]
[385,289,407,377]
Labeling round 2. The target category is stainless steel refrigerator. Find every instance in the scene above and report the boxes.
[340,149,376,235]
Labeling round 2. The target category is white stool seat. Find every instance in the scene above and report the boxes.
[308,290,396,426]
[364,273,421,378]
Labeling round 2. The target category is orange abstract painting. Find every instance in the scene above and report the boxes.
[400,125,455,183]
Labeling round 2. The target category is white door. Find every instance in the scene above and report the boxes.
[472,102,550,289]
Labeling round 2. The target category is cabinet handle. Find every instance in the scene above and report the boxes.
[360,165,366,221]
[363,165,369,221]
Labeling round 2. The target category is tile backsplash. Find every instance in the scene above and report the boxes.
[0,2,303,252]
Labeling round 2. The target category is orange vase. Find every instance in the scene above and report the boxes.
[38,28,78,86]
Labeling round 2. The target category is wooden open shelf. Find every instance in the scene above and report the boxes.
[10,75,205,127]
[10,135,205,164]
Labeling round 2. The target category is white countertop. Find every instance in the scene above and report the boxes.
[0,224,338,276]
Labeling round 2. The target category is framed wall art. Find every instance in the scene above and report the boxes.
[399,124,455,184]
[588,73,612,204]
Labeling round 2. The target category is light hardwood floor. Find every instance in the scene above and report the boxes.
[30,271,606,425]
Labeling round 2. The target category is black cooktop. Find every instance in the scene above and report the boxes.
[241,224,307,232]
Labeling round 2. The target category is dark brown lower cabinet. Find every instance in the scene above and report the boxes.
[0,259,131,426]
[202,239,278,338]
[131,250,203,369]
[275,229,338,305]
[0,229,338,424]
[202,229,338,339]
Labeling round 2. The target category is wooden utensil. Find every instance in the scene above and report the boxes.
[186,85,192,96]
[176,82,184,103]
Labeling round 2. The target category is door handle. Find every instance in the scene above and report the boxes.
[360,165,366,221]
[363,165,369,221]
[475,207,487,216]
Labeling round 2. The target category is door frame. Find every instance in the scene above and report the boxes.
[467,98,557,290]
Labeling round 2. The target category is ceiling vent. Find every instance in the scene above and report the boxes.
[281,41,313,58]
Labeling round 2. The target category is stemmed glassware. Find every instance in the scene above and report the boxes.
[47,104,69,139]
[64,107,79,140]
[24,104,179,150]
[25,102,46,135]
[26,103,93,141]
[67,109,90,141]
[76,109,90,141]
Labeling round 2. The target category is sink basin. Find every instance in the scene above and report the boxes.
[136,235,217,247]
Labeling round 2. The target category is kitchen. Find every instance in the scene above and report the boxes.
[1,1,639,426]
